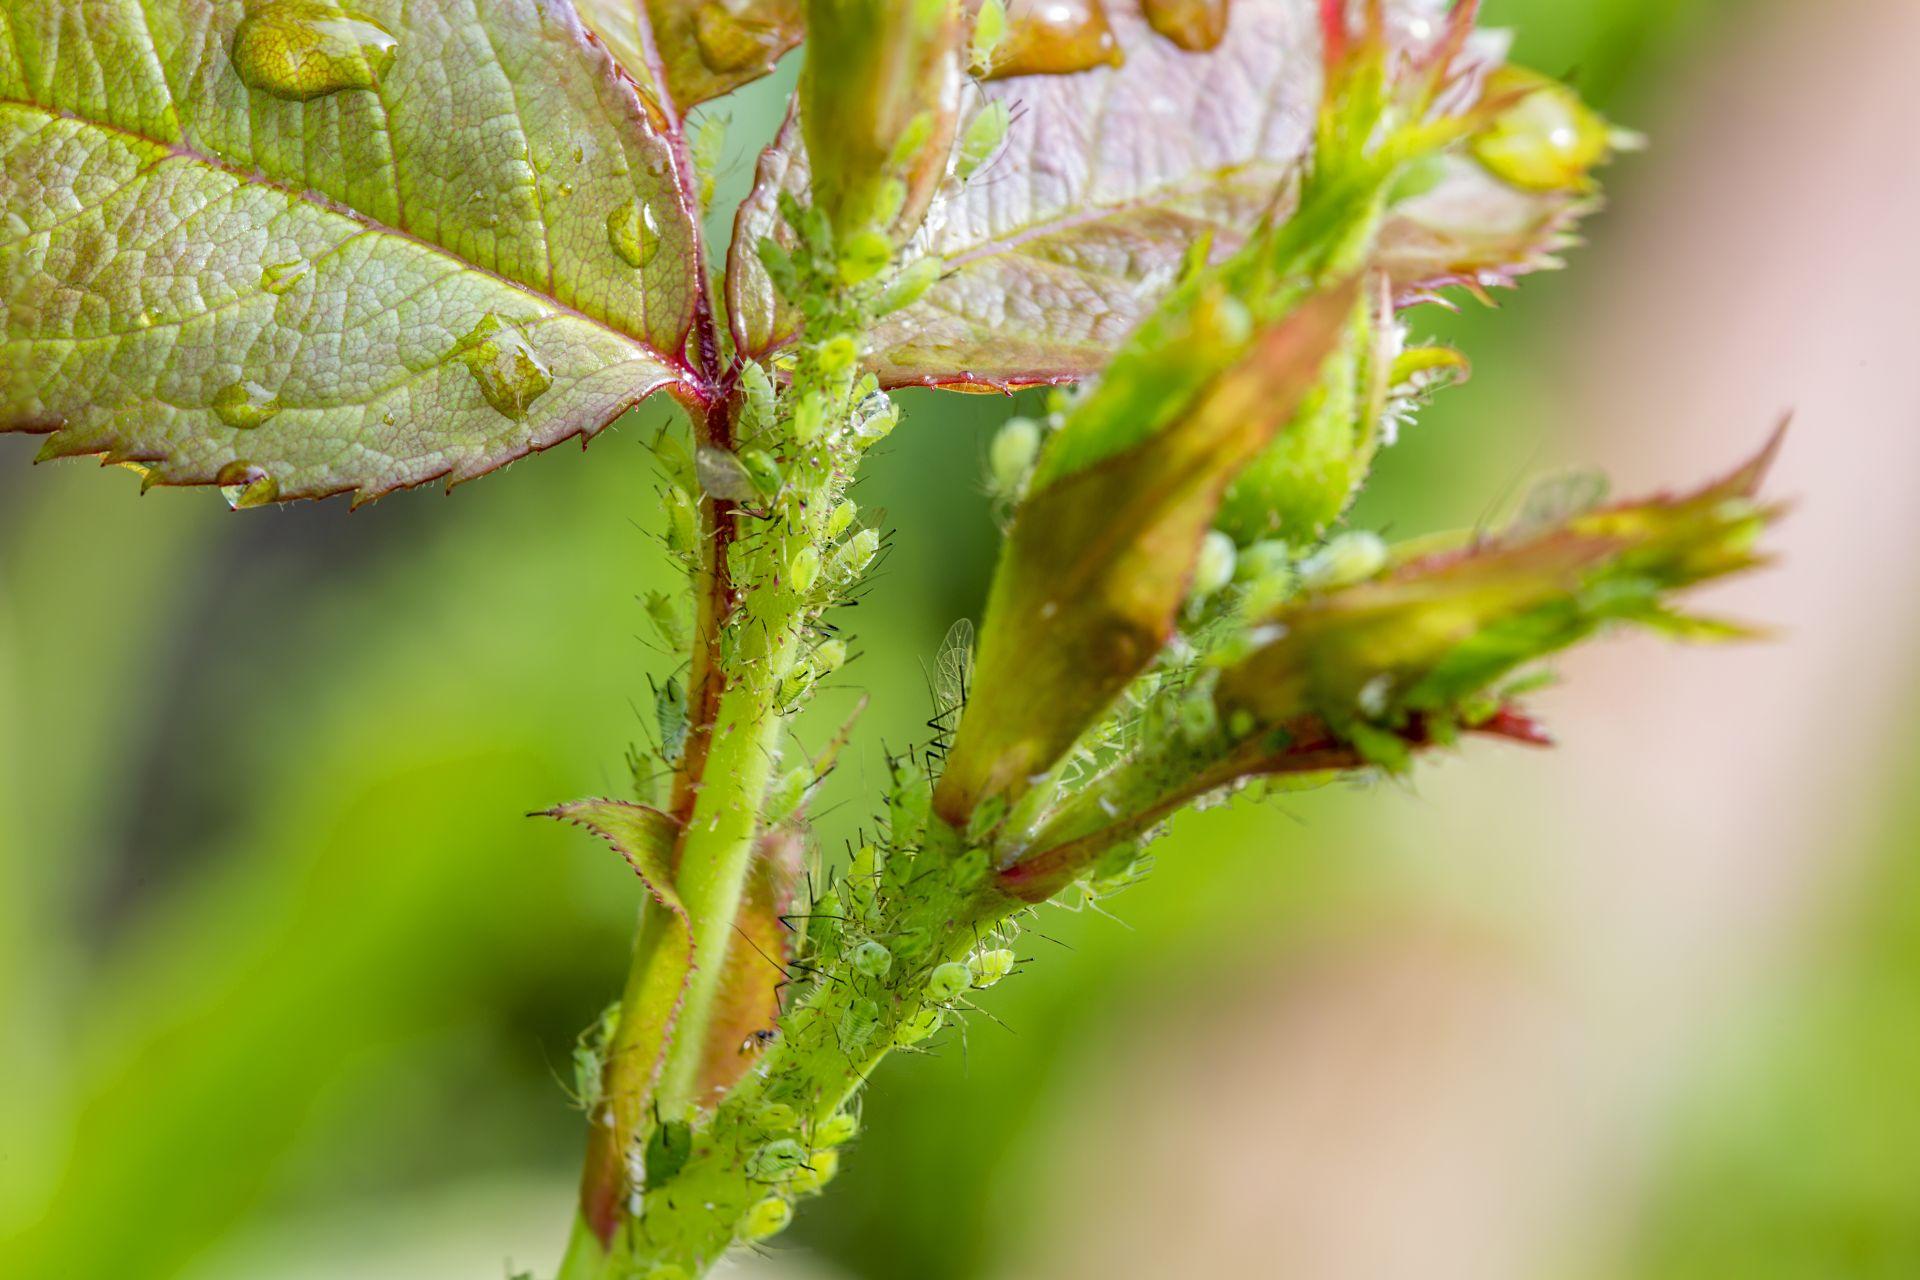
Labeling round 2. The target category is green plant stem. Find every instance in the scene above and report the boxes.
[656,676,790,1111]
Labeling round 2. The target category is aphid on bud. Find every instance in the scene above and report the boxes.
[988,417,1041,498]
[851,939,893,978]
[756,236,801,301]
[813,637,849,675]
[789,545,822,594]
[969,948,1016,988]
[696,445,759,503]
[878,257,944,315]
[947,846,989,890]
[743,1196,793,1240]
[833,527,882,583]
[739,359,776,427]
[818,335,859,379]
[645,1116,694,1187]
[765,766,810,824]
[758,1102,800,1132]
[838,229,894,285]
[827,500,859,539]
[964,794,1006,844]
[850,392,900,450]
[971,0,1008,69]
[888,110,937,171]
[956,100,1011,181]
[1299,531,1388,591]
[1176,688,1218,744]
[790,390,826,445]
[788,1147,841,1195]
[815,1112,859,1147]
[691,113,727,212]
[664,485,700,555]
[889,758,932,843]
[1190,529,1237,601]
[1092,839,1152,893]
[895,1007,944,1046]
[740,448,785,500]
[748,1138,806,1181]
[839,996,882,1053]
[642,589,686,651]
[926,961,971,1002]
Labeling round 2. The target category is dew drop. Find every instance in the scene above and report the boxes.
[607,199,662,270]
[231,2,398,103]
[453,312,553,421]
[260,260,310,295]
[693,2,781,74]
[1141,0,1229,53]
[217,460,281,509]
[213,380,282,429]
[983,0,1124,80]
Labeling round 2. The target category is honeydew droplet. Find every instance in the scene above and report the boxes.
[231,2,398,103]
[607,199,662,270]
[259,260,310,295]
[1141,0,1229,52]
[693,2,779,74]
[453,312,552,421]
[213,380,282,430]
[984,0,1124,80]
[217,460,280,509]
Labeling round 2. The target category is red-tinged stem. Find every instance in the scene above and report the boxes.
[998,707,1552,903]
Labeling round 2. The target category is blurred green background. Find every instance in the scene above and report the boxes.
[6,2,1918,1277]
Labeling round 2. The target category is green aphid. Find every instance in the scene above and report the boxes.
[642,590,687,651]
[851,939,893,978]
[926,962,970,1003]
[645,1117,694,1188]
[747,1138,806,1181]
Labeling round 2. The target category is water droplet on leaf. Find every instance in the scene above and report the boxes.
[1141,0,1229,52]
[213,380,282,429]
[983,0,1123,80]
[453,312,553,421]
[607,199,662,269]
[231,2,398,102]
[217,460,280,508]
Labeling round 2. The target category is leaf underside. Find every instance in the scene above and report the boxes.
[3,0,704,504]
[731,0,1580,390]
[574,0,803,117]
